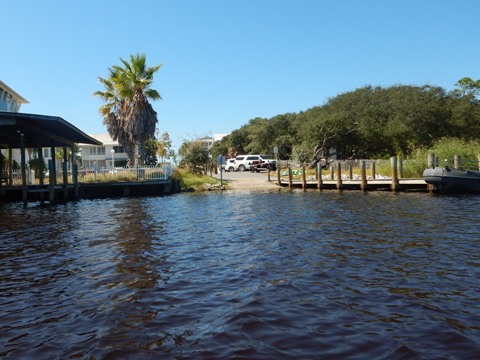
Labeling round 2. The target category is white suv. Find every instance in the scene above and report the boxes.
[222,158,236,172]
[234,155,272,172]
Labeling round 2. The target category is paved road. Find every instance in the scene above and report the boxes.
[211,169,280,190]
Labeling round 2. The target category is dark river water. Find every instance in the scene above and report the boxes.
[1,190,480,359]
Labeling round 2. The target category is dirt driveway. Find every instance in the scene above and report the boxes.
[211,169,281,191]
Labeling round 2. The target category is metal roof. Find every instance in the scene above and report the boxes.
[0,111,102,149]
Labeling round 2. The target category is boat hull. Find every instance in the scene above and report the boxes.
[423,167,480,193]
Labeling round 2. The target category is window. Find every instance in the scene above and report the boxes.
[88,146,106,155]
[43,148,51,158]
[113,146,124,153]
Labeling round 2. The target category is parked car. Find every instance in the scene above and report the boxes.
[233,155,260,172]
[250,160,277,172]
[234,155,273,172]
[222,158,236,172]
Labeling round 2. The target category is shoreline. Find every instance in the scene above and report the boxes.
[211,170,280,191]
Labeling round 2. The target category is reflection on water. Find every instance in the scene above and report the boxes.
[1,191,480,359]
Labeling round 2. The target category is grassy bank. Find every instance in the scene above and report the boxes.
[173,168,223,191]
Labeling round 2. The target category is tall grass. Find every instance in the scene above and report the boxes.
[379,137,480,177]
[173,168,222,191]
[282,138,480,179]
[414,137,480,169]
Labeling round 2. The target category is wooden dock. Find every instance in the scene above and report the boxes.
[274,156,431,192]
[278,178,429,192]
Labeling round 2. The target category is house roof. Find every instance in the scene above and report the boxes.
[82,133,117,145]
[0,80,29,104]
[0,111,102,149]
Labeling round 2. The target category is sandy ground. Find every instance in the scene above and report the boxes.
[211,169,281,191]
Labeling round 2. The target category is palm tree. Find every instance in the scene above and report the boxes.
[93,53,162,166]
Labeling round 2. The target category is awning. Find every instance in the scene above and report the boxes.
[0,111,102,148]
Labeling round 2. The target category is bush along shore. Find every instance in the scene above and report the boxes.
[173,168,224,192]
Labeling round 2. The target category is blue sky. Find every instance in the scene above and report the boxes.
[2,0,479,151]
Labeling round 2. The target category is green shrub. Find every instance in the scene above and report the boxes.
[173,168,222,191]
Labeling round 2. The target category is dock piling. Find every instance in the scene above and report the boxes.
[317,163,323,190]
[390,156,399,192]
[288,165,292,190]
[302,165,306,191]
[360,160,367,191]
[454,155,462,170]
[336,161,343,190]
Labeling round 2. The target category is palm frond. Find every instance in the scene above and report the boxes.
[145,89,162,100]
[95,53,162,165]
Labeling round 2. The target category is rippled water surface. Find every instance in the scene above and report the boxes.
[1,190,480,359]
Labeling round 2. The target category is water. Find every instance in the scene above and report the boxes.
[1,190,480,359]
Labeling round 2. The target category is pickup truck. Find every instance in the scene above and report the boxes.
[233,155,275,172]
[249,160,277,172]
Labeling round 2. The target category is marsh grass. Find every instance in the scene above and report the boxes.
[173,168,222,191]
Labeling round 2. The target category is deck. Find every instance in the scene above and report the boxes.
[278,178,429,191]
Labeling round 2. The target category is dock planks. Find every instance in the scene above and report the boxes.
[278,178,429,192]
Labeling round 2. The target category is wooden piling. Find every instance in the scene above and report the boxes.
[38,146,44,185]
[336,161,343,190]
[277,165,281,186]
[50,143,56,185]
[360,160,367,191]
[48,160,55,204]
[63,147,68,201]
[391,156,399,192]
[288,165,292,190]
[454,155,461,170]
[0,153,3,190]
[371,162,376,179]
[20,133,27,207]
[302,165,306,191]
[71,148,78,199]
[427,153,435,168]
[73,164,79,200]
[317,163,323,190]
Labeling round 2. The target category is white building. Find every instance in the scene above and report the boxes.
[0,80,28,112]
[198,133,229,149]
[78,134,128,170]
[38,134,127,170]
[0,80,29,165]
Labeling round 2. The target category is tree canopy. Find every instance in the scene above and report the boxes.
[94,53,162,166]
[210,82,480,166]
[178,139,210,174]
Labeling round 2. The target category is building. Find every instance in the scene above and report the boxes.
[1,80,102,171]
[0,80,28,112]
[78,134,128,170]
[0,81,28,165]
[0,81,102,206]
[198,133,229,149]
[36,134,127,170]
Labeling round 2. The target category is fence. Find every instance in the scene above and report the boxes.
[78,164,174,183]
[1,164,174,186]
